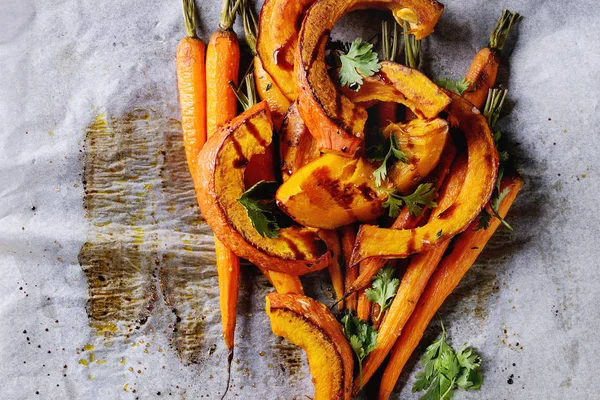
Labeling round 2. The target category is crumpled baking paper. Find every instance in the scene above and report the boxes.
[1,0,600,398]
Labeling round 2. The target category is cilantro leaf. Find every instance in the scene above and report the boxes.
[365,266,400,320]
[413,321,483,400]
[435,78,470,95]
[475,211,492,231]
[337,38,381,90]
[237,181,280,238]
[370,133,408,186]
[340,313,377,389]
[379,183,438,217]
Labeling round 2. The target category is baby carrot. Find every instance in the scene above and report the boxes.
[340,225,358,312]
[176,0,206,184]
[205,0,242,396]
[463,9,522,109]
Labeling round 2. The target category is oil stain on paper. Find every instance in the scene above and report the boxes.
[78,110,219,364]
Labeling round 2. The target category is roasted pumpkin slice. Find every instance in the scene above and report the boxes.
[383,117,449,193]
[342,61,451,119]
[276,153,385,229]
[280,102,320,181]
[266,293,354,400]
[349,91,498,265]
[254,56,291,131]
[196,101,330,275]
[297,1,445,156]
[257,0,316,101]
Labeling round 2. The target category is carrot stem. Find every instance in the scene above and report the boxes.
[182,0,197,38]
[403,21,421,70]
[489,9,522,51]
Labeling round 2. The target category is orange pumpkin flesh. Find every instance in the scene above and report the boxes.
[279,102,320,181]
[276,153,385,229]
[196,101,330,275]
[384,117,449,193]
[297,1,445,156]
[266,293,354,400]
[349,91,498,265]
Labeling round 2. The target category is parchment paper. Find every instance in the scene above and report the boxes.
[1,0,600,398]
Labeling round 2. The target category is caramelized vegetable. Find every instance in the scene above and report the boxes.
[257,0,316,101]
[266,293,354,400]
[340,224,358,312]
[276,154,385,229]
[319,230,345,309]
[378,174,523,400]
[279,102,320,181]
[196,101,331,275]
[297,0,445,156]
[300,60,450,156]
[350,91,498,265]
[383,117,448,193]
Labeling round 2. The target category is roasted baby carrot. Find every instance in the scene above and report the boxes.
[176,0,206,184]
[354,153,468,394]
[319,230,345,310]
[340,225,358,312]
[206,0,241,137]
[463,9,521,109]
[377,174,523,400]
[205,0,241,393]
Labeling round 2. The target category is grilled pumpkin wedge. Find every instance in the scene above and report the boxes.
[196,101,331,275]
[266,293,354,400]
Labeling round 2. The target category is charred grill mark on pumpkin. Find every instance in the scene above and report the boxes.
[231,137,249,168]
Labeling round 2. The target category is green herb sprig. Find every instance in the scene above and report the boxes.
[337,38,381,90]
[434,78,470,95]
[365,266,400,320]
[379,183,438,217]
[413,321,482,400]
[341,313,377,389]
[368,132,409,186]
[237,180,281,238]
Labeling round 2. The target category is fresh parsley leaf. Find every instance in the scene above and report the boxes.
[413,321,483,400]
[435,78,470,95]
[475,211,492,231]
[337,38,381,90]
[379,183,438,217]
[402,184,438,216]
[340,313,377,389]
[371,134,409,186]
[365,266,400,320]
[237,180,280,238]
